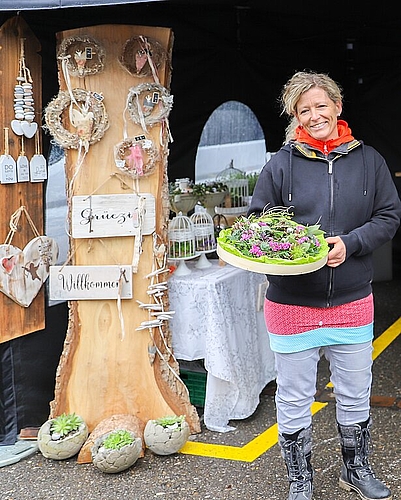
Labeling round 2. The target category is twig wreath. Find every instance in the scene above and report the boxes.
[57,35,105,77]
[114,135,159,178]
[127,83,173,131]
[119,35,166,78]
[44,88,109,150]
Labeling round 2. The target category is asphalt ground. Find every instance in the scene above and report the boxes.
[0,278,400,500]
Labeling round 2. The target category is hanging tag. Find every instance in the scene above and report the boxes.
[16,136,29,182]
[30,132,47,182]
[0,154,17,184]
[0,127,17,184]
[17,154,30,182]
[30,154,47,182]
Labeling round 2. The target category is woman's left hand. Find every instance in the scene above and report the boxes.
[325,236,346,267]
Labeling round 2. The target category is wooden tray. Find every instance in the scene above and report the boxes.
[217,243,328,275]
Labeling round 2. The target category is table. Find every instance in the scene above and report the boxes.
[168,259,276,432]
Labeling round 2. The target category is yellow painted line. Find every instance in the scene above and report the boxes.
[180,402,327,462]
[372,316,401,359]
[326,316,401,388]
[180,316,401,462]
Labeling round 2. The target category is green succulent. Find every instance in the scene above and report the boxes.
[50,412,83,439]
[101,429,135,450]
[154,415,186,428]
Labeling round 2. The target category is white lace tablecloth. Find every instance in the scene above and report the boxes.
[168,259,276,432]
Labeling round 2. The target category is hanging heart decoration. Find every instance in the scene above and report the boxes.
[0,236,59,307]
[20,121,38,139]
[11,38,38,139]
[0,206,59,307]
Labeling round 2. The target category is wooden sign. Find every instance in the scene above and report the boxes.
[71,193,155,239]
[49,265,133,301]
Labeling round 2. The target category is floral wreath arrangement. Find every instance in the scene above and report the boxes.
[57,35,105,77]
[127,82,173,131]
[114,135,159,178]
[217,207,329,275]
[119,35,166,78]
[44,88,109,150]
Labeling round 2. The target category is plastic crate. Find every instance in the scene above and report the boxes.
[180,369,207,407]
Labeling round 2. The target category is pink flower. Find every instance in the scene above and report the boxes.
[250,244,264,257]
[241,230,253,241]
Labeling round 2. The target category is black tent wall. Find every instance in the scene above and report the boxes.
[0,1,400,442]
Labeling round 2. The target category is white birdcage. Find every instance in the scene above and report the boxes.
[215,159,249,216]
[168,212,196,275]
[190,205,216,269]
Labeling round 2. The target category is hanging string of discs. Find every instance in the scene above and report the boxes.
[11,38,38,139]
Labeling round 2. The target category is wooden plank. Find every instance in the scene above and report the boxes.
[0,16,45,343]
[71,193,155,238]
[49,265,133,300]
[49,24,200,441]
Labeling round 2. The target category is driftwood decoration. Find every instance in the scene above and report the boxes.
[48,24,200,448]
[0,16,45,342]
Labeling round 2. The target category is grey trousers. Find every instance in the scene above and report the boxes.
[274,341,373,435]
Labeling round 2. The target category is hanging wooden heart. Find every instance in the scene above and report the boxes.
[0,236,59,307]
[11,119,24,136]
[21,120,38,139]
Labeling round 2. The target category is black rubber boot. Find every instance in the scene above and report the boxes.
[279,425,313,500]
[338,419,392,500]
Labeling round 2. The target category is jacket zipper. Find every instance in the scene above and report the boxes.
[326,158,333,306]
[294,143,360,306]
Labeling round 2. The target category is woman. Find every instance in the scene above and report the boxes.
[248,71,401,500]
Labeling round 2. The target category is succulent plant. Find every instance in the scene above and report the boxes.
[154,415,186,429]
[101,430,135,451]
[50,413,84,440]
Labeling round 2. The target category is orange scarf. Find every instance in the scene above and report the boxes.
[295,119,354,153]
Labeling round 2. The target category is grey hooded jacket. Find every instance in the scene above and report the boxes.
[248,140,401,307]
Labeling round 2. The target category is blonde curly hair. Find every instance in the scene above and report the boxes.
[280,71,343,143]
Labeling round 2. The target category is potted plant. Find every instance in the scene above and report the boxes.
[91,429,142,474]
[169,180,199,215]
[195,181,229,216]
[245,171,259,197]
[37,412,89,460]
[144,415,190,456]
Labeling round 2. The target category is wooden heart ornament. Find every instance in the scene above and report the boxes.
[0,236,59,307]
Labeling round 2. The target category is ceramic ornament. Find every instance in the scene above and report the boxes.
[0,127,17,184]
[29,132,47,182]
[11,38,38,139]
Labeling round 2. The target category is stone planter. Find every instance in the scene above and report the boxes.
[202,191,228,217]
[169,193,198,216]
[91,430,142,473]
[144,418,190,455]
[37,419,89,460]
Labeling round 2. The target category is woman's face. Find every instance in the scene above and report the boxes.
[295,87,342,142]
